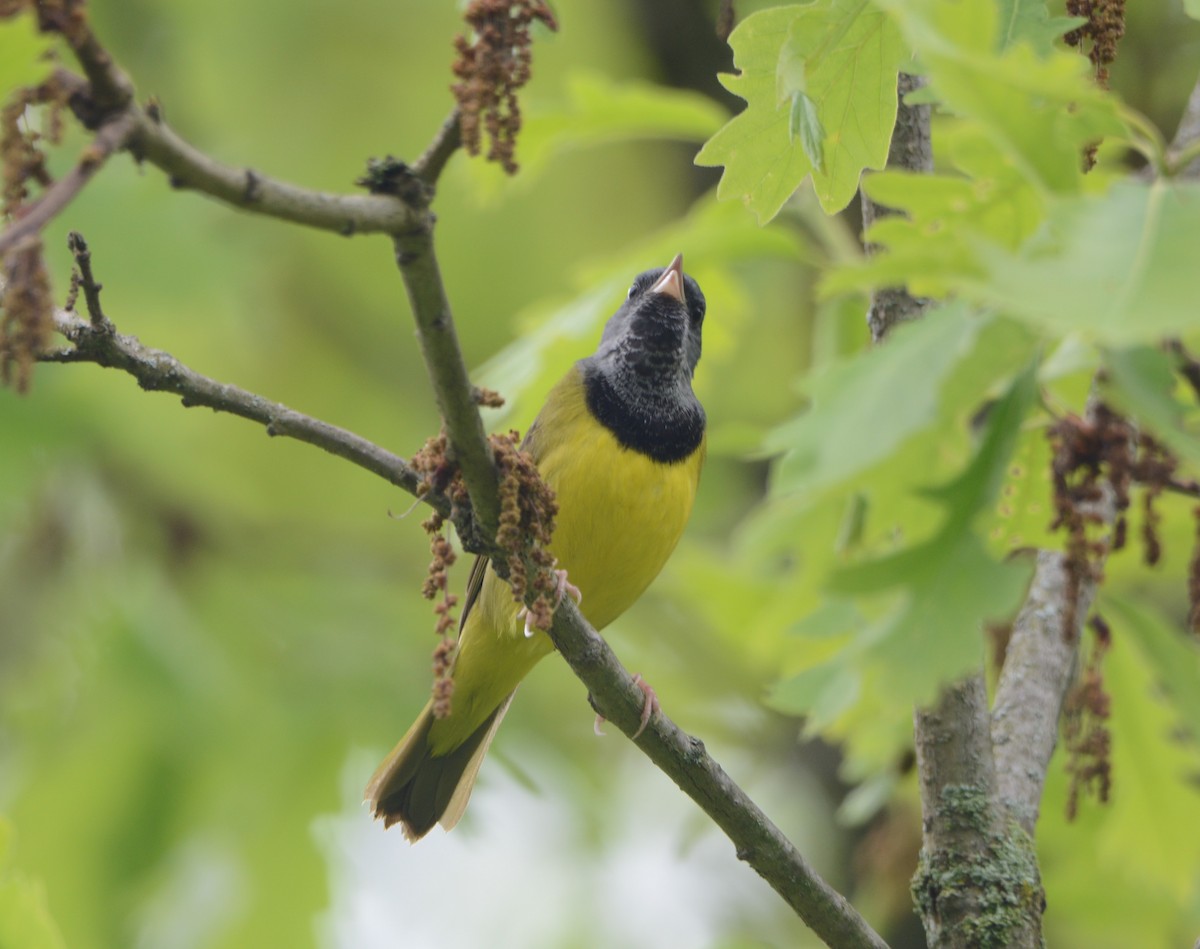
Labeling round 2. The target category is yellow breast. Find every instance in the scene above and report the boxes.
[435,366,704,749]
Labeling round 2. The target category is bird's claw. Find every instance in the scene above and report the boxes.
[631,674,659,739]
[593,673,659,739]
[520,567,581,639]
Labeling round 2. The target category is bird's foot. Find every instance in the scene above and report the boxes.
[519,568,582,639]
[552,567,582,607]
[631,674,659,739]
[593,673,659,739]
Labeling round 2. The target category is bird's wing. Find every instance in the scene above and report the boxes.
[458,553,489,633]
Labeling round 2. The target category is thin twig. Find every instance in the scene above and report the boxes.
[413,108,463,185]
[66,231,106,326]
[392,232,501,538]
[127,109,430,237]
[39,309,446,515]
[0,112,136,257]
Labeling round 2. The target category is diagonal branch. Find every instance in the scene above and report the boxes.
[991,551,1091,832]
[0,110,136,257]
[549,598,890,949]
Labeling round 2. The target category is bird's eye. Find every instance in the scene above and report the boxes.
[626,283,638,300]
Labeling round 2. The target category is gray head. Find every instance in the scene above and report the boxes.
[593,253,706,381]
[582,254,707,463]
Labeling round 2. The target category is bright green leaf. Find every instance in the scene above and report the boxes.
[875,0,1125,195]
[1093,631,1200,899]
[973,181,1200,343]
[766,658,861,731]
[0,819,68,949]
[788,596,865,638]
[789,91,826,174]
[1102,592,1200,744]
[1103,345,1200,464]
[923,357,1042,529]
[766,304,988,498]
[995,0,1084,53]
[697,0,907,220]
[983,420,1057,555]
[464,72,728,199]
[826,362,1040,700]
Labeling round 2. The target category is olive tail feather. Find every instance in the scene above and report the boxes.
[365,693,516,842]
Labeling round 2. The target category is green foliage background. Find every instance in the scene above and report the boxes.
[2,1,1199,947]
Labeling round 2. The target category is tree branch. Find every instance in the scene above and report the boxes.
[860,73,932,343]
[547,602,890,949]
[392,232,501,539]
[38,307,445,515]
[991,551,1090,833]
[0,110,136,256]
[127,108,431,236]
[413,108,463,185]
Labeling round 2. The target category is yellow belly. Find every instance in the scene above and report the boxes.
[430,367,704,752]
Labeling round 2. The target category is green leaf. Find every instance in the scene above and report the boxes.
[826,361,1040,699]
[766,657,861,731]
[464,72,728,199]
[973,181,1200,343]
[0,819,68,949]
[983,419,1057,555]
[1093,629,1200,900]
[875,0,1125,195]
[995,0,1084,53]
[1103,345,1200,464]
[923,356,1042,529]
[0,14,54,95]
[789,91,826,174]
[823,121,1048,299]
[765,304,989,498]
[1102,592,1200,745]
[696,0,908,220]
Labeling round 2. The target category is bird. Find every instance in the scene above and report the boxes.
[365,253,707,841]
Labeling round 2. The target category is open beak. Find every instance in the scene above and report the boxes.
[648,253,685,303]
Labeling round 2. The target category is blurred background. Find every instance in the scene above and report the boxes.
[2,1,1198,947]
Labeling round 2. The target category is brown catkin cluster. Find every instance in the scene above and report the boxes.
[1064,0,1125,168]
[1063,615,1113,820]
[491,430,559,630]
[1047,404,1134,637]
[409,433,468,718]
[1,71,71,218]
[422,511,459,719]
[1,236,52,393]
[1064,0,1126,88]
[450,0,558,175]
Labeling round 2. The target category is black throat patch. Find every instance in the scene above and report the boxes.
[582,366,706,464]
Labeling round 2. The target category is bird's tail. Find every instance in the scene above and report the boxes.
[364,692,515,842]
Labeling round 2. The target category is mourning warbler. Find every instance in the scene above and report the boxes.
[366,253,707,840]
